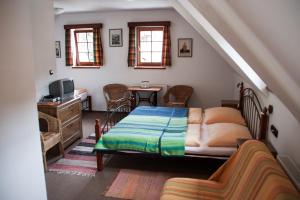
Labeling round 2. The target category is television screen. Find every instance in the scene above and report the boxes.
[63,80,74,94]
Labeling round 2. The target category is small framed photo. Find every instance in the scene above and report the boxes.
[178,38,193,57]
[55,41,61,58]
[109,29,123,47]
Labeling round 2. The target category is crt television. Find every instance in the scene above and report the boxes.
[49,78,74,100]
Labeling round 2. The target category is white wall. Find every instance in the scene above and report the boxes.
[0,0,47,199]
[33,0,57,101]
[233,75,300,168]
[55,9,236,111]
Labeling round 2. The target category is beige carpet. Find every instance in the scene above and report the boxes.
[104,169,173,200]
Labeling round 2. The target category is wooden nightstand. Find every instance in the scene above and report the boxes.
[221,100,239,109]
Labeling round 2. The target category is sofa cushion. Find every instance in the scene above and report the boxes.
[161,140,300,200]
[160,178,222,200]
[210,140,300,200]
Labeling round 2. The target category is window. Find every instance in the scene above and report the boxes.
[137,27,164,66]
[127,21,171,69]
[74,30,94,65]
[64,23,103,68]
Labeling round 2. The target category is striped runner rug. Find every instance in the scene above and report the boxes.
[48,133,106,177]
[105,169,173,200]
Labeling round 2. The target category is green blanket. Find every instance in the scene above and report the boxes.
[94,106,187,156]
[161,116,187,156]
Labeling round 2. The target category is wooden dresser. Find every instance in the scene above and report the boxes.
[38,97,83,148]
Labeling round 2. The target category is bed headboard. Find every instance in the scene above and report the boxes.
[238,82,269,140]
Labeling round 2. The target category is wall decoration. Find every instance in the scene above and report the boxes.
[178,38,192,57]
[109,29,123,47]
[55,41,61,58]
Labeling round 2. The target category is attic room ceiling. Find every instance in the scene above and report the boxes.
[53,0,172,14]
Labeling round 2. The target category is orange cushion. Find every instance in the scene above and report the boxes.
[188,108,202,124]
[204,107,246,126]
[207,123,251,147]
[185,124,201,147]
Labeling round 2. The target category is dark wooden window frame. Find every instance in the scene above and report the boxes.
[128,21,170,69]
[64,23,102,29]
[136,26,164,68]
[64,23,102,69]
[74,30,95,66]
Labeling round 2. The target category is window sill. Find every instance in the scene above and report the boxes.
[134,66,166,69]
[72,66,101,69]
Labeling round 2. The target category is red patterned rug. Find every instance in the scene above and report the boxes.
[48,133,107,177]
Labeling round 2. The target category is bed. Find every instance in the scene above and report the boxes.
[94,83,270,171]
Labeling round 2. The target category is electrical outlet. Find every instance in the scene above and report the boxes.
[270,125,278,138]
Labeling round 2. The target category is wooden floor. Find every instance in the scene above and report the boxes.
[45,111,224,200]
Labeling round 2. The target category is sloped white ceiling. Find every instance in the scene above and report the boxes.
[228,0,300,85]
[171,0,300,121]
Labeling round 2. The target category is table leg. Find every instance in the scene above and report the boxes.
[87,95,92,111]
[153,92,158,106]
[131,91,137,110]
[139,92,154,106]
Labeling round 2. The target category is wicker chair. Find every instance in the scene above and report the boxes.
[103,84,131,111]
[38,112,64,171]
[163,85,193,107]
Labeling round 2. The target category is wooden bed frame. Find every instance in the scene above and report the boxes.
[94,82,270,171]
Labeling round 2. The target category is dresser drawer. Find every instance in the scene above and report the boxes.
[62,118,81,144]
[58,102,81,124]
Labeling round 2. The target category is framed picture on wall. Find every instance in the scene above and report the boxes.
[55,41,61,58]
[178,38,193,57]
[109,29,123,47]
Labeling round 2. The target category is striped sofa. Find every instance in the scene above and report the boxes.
[160,140,299,200]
